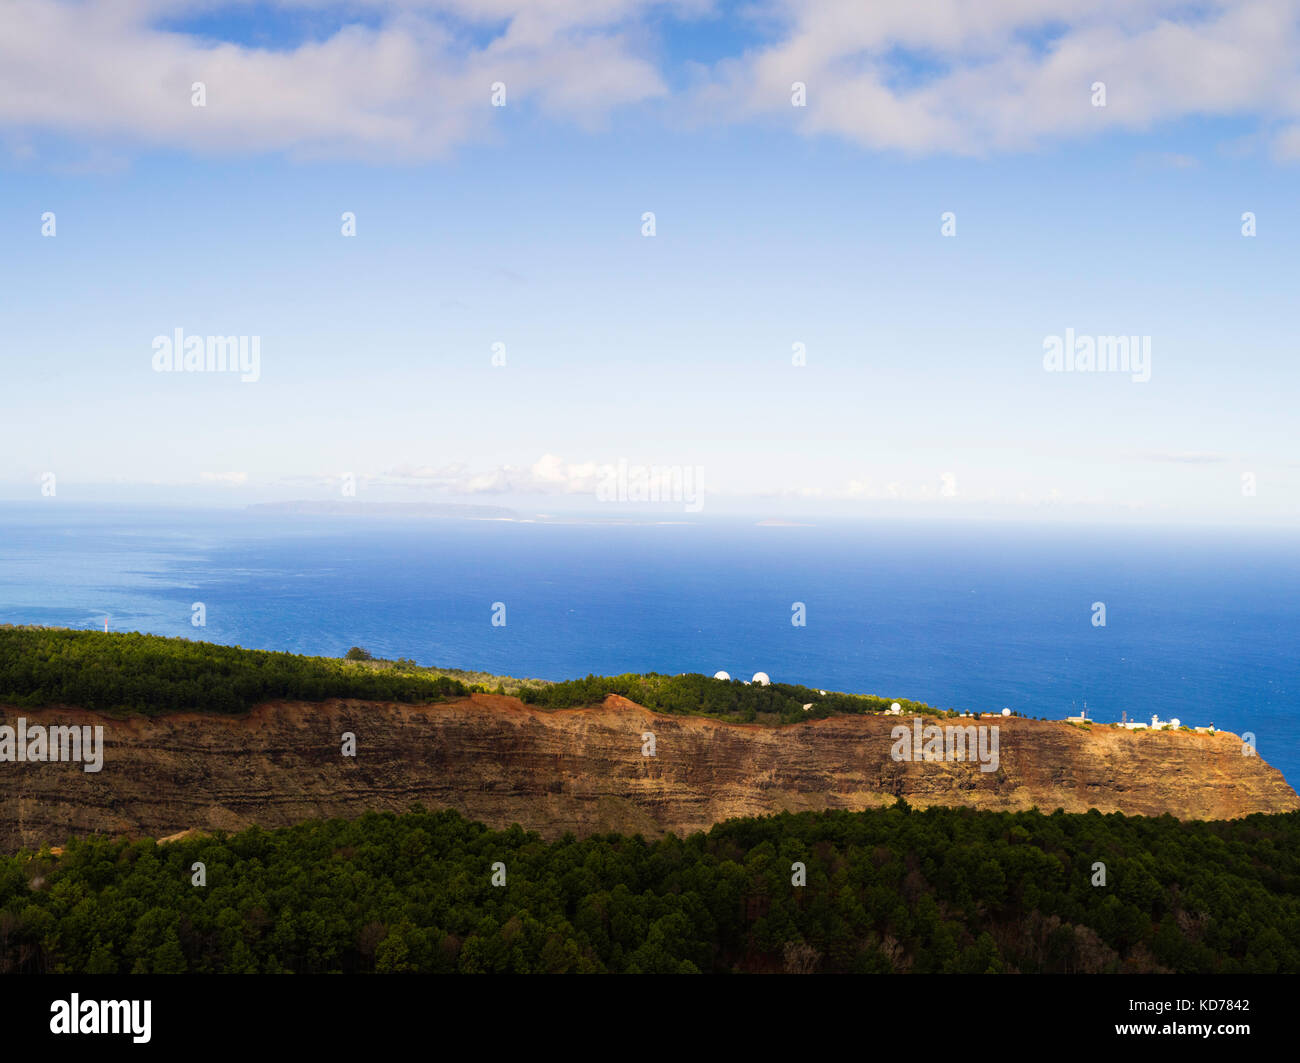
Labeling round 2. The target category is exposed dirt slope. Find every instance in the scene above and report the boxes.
[1,694,1295,850]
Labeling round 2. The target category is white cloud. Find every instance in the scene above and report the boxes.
[0,0,678,160]
[6,0,1299,159]
[1143,451,1229,464]
[1271,123,1300,160]
[199,470,249,485]
[380,454,603,494]
[701,0,1300,155]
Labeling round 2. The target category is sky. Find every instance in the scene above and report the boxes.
[1,0,1298,524]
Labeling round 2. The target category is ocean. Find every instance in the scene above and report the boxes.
[1,503,1296,789]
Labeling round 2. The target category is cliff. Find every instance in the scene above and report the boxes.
[1,694,1295,851]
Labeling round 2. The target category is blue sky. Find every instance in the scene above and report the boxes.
[1,1,1298,523]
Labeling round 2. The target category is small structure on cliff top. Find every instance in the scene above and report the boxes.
[1119,714,1206,731]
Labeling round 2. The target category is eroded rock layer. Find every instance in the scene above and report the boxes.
[1,694,1295,850]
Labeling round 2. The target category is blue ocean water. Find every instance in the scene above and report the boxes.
[1,504,1296,789]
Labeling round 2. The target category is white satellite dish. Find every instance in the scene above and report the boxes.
[751,672,770,686]
[713,670,731,681]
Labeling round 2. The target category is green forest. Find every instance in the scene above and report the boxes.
[0,627,939,724]
[0,626,468,715]
[3,804,1297,974]
[518,672,941,723]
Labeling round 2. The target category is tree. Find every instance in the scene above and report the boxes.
[152,935,188,974]
[85,943,118,974]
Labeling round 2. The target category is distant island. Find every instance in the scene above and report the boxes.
[247,500,519,520]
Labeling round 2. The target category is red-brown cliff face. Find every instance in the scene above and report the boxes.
[1,694,1295,851]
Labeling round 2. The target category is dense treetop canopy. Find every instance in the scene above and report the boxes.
[4,804,1297,974]
[518,672,941,723]
[0,627,468,715]
[0,627,939,723]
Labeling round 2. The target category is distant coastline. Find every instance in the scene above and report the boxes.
[247,500,519,520]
